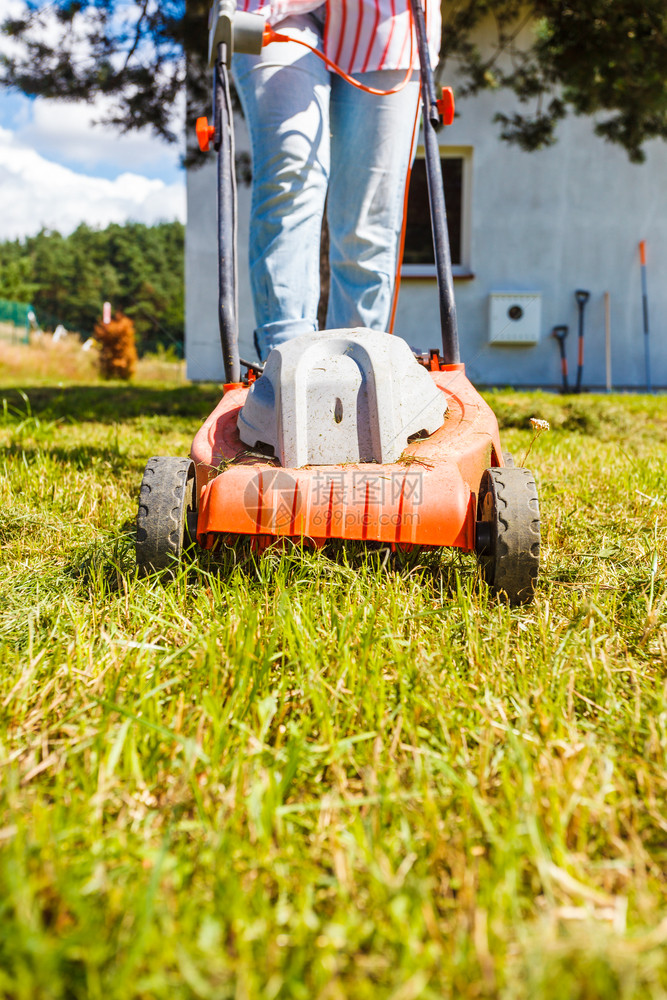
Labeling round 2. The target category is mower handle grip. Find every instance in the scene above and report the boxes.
[208,0,265,66]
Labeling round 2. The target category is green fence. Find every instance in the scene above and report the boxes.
[0,298,35,344]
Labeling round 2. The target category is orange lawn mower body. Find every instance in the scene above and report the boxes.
[192,362,499,554]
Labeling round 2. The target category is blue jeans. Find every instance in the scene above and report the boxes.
[233,10,420,359]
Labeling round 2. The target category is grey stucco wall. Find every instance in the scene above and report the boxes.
[186,85,667,388]
[185,113,256,382]
[394,84,667,388]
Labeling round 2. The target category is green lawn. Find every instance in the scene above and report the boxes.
[1,373,666,999]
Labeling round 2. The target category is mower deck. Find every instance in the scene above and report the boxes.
[191,364,503,551]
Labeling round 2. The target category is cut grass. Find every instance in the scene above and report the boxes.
[1,372,666,999]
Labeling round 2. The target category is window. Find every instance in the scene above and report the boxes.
[401,147,472,278]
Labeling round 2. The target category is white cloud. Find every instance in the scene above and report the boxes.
[0,0,185,179]
[14,94,185,177]
[0,126,185,240]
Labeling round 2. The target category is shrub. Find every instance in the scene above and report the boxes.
[94,312,137,380]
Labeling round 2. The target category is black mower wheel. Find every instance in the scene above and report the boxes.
[476,467,540,605]
[136,456,197,576]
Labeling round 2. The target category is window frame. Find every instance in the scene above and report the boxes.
[401,145,473,280]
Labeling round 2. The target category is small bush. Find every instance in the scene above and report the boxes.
[94,312,138,380]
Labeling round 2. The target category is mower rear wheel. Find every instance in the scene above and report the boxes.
[136,456,197,576]
[476,467,540,605]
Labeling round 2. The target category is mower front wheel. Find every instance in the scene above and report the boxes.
[136,456,198,576]
[476,467,540,605]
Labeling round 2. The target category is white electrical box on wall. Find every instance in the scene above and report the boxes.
[488,292,542,344]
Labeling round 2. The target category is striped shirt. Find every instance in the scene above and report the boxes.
[239,0,441,75]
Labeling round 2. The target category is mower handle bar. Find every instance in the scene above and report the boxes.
[211,0,461,376]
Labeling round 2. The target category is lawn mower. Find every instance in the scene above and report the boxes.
[136,0,541,604]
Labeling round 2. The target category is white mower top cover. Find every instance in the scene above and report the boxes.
[237,328,448,468]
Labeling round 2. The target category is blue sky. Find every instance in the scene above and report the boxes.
[0,85,186,241]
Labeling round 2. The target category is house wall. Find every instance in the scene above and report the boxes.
[395,86,667,388]
[185,113,256,382]
[186,63,667,388]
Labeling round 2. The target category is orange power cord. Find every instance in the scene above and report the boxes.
[261,21,416,95]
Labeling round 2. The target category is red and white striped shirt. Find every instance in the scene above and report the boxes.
[240,0,441,75]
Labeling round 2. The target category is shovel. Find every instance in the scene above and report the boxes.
[551,325,569,393]
[574,289,590,393]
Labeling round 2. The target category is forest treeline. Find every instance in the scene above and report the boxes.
[0,220,184,354]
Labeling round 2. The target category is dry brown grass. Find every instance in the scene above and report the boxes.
[0,333,186,386]
[0,321,26,342]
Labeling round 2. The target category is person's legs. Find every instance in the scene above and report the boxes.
[233,12,330,358]
[326,72,420,332]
